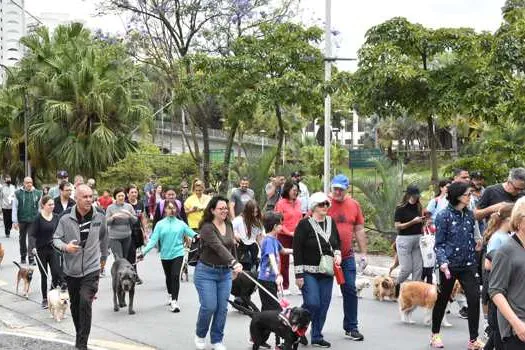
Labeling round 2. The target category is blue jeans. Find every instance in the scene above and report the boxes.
[340,257,359,332]
[301,273,333,342]
[194,262,232,344]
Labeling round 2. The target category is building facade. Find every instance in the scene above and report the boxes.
[0,0,26,69]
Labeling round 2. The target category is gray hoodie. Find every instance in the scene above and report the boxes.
[53,206,109,278]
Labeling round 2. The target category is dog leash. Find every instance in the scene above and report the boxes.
[33,249,50,281]
[240,270,283,306]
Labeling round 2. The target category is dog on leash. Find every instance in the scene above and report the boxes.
[250,307,311,350]
[398,281,438,324]
[13,261,33,298]
[111,258,137,315]
[355,277,371,298]
[373,275,396,301]
[48,287,70,322]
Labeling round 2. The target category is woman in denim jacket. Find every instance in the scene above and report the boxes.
[429,182,484,349]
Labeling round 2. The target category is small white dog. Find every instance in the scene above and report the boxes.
[48,287,70,322]
[355,277,371,298]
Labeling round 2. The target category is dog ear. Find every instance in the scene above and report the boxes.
[381,279,391,289]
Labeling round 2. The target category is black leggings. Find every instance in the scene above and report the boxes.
[422,267,433,284]
[485,299,503,350]
[432,267,480,340]
[502,336,525,350]
[161,257,184,300]
[258,279,280,311]
[35,244,61,300]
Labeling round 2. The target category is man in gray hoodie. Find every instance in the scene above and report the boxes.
[53,184,108,350]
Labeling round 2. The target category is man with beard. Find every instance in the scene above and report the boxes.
[229,177,255,219]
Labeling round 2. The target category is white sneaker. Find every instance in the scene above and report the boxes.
[167,294,172,305]
[194,335,206,350]
[170,300,180,313]
[212,342,227,350]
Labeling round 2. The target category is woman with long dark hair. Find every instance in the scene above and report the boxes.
[275,179,302,295]
[106,188,137,260]
[430,182,483,349]
[194,196,242,350]
[394,185,424,296]
[232,199,264,271]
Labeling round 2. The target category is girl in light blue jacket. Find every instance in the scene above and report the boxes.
[140,199,197,312]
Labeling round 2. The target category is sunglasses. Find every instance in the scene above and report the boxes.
[317,201,330,208]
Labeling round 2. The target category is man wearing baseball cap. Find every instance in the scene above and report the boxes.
[49,170,69,199]
[327,174,367,341]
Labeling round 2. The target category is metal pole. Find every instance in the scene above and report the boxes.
[323,0,332,194]
[23,92,28,177]
[181,108,186,153]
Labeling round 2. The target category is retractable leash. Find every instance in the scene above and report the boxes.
[33,249,50,281]
[240,270,290,309]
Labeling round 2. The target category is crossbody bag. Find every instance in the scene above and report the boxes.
[309,217,334,276]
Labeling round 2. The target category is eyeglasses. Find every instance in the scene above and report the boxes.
[462,192,472,197]
[317,201,330,208]
[510,181,525,192]
[216,207,229,211]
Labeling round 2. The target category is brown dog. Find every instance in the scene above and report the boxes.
[373,275,396,301]
[399,281,437,324]
[0,243,4,267]
[13,261,33,298]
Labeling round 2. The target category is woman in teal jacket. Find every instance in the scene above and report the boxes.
[139,199,197,313]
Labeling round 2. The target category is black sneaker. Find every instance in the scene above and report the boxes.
[136,277,143,285]
[312,339,331,348]
[459,307,469,319]
[299,336,308,346]
[345,330,364,341]
[21,258,26,264]
[41,299,48,309]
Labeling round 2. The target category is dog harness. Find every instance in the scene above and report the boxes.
[278,308,308,337]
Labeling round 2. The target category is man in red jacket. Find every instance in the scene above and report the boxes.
[328,174,368,342]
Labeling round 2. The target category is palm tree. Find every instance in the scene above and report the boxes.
[1,23,151,178]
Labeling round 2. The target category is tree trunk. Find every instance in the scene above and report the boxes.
[202,125,211,186]
[427,116,438,182]
[274,104,285,173]
[218,122,238,195]
[450,123,458,159]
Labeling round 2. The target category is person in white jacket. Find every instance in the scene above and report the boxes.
[0,175,15,237]
[292,171,310,216]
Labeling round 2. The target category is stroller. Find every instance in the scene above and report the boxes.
[229,242,261,315]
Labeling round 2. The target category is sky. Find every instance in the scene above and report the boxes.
[25,0,507,71]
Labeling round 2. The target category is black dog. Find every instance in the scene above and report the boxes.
[229,270,259,315]
[111,258,137,315]
[250,307,311,350]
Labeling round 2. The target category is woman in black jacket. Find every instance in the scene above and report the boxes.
[294,192,341,348]
[29,195,61,308]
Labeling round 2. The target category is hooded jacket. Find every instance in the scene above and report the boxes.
[53,206,109,278]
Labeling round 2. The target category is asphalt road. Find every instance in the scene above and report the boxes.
[0,227,476,350]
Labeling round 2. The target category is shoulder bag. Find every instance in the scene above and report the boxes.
[309,217,334,276]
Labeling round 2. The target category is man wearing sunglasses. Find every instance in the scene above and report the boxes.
[474,168,525,221]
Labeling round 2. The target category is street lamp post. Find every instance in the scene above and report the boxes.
[323,0,332,193]
[260,129,266,154]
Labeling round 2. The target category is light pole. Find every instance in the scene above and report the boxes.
[323,0,332,193]
[260,129,266,154]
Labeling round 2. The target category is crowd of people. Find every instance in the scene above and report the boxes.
[3,166,524,350]
[0,170,369,350]
[393,167,525,350]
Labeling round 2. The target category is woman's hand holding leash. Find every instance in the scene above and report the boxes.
[296,278,304,289]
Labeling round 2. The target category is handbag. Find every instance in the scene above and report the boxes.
[309,217,335,276]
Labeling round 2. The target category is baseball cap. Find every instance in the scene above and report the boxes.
[309,192,331,211]
[405,185,421,196]
[331,174,349,190]
[57,170,68,179]
[471,171,484,180]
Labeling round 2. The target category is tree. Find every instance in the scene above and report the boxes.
[352,18,487,181]
[0,23,151,178]
[231,22,324,171]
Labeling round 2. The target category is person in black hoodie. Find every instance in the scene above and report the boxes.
[29,195,61,308]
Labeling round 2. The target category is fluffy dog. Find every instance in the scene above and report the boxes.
[48,287,70,322]
[398,281,437,324]
[13,261,33,298]
[355,277,371,298]
[250,307,311,350]
[229,270,259,315]
[373,275,396,301]
[111,258,137,315]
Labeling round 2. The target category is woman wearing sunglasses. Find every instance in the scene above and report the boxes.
[293,192,341,348]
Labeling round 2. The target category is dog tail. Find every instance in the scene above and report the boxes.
[13,261,21,269]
